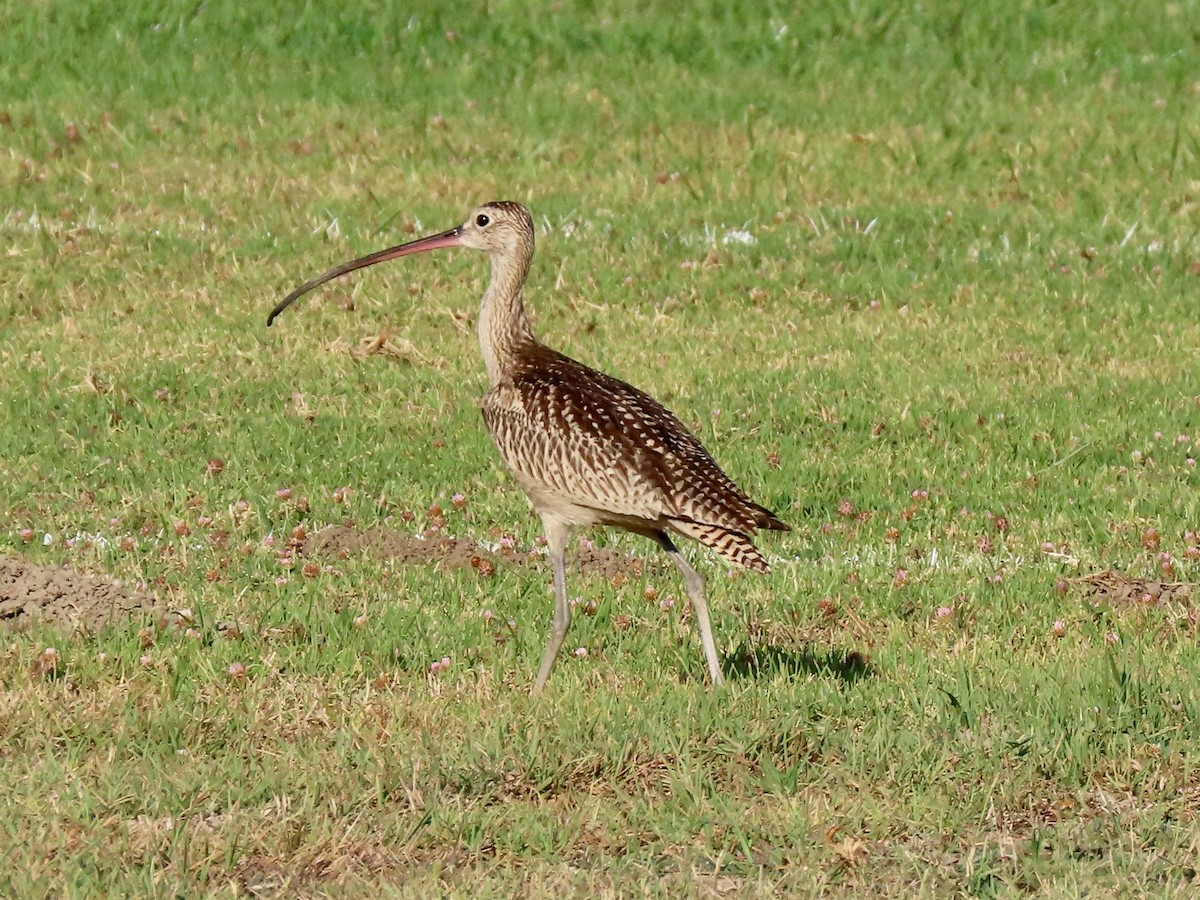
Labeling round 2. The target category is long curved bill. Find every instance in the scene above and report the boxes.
[267,225,464,326]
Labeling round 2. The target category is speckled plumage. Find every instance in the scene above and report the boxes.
[269,200,789,692]
[481,344,787,571]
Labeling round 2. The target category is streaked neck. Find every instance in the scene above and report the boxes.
[478,250,535,385]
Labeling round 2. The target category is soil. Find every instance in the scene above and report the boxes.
[302,525,658,582]
[0,556,159,634]
[1074,571,1195,607]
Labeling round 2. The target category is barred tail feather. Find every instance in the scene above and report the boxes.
[667,518,771,573]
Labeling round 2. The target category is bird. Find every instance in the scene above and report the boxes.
[267,201,789,692]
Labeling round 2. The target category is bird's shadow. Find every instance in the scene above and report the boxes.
[722,643,874,685]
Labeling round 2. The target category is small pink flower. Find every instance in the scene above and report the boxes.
[911,489,929,501]
[353,614,367,629]
[498,535,516,550]
[108,517,120,528]
[1105,632,1119,645]
[1040,541,1056,553]
[450,493,467,509]
[1055,580,1069,595]
[1154,431,1163,441]
[577,536,594,550]
[935,605,953,619]
[275,487,292,501]
[139,655,153,667]
[1187,458,1196,468]
[19,528,33,543]
[893,568,909,587]
[573,647,588,659]
[274,576,288,586]
[1051,620,1066,638]
[1177,434,1191,445]
[196,515,212,528]
[227,662,247,679]
[659,596,676,611]
[481,609,494,623]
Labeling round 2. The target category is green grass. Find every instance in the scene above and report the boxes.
[3,0,1200,895]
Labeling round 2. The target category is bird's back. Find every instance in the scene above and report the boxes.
[480,344,788,570]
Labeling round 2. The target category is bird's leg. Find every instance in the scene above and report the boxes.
[531,518,572,695]
[657,533,725,687]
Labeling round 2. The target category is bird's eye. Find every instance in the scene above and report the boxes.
[475,214,490,227]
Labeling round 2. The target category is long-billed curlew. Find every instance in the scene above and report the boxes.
[268,201,789,692]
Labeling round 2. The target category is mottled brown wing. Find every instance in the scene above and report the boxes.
[486,347,786,535]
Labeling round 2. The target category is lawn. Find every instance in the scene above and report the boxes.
[2,1,1199,895]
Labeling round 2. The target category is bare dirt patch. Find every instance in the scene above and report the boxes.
[0,556,159,634]
[302,525,657,583]
[1075,571,1196,607]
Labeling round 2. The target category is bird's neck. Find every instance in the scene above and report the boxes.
[478,250,536,386]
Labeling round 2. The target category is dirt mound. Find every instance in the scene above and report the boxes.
[0,556,159,634]
[1075,571,1195,606]
[303,525,657,582]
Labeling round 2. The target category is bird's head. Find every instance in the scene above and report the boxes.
[458,200,535,257]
